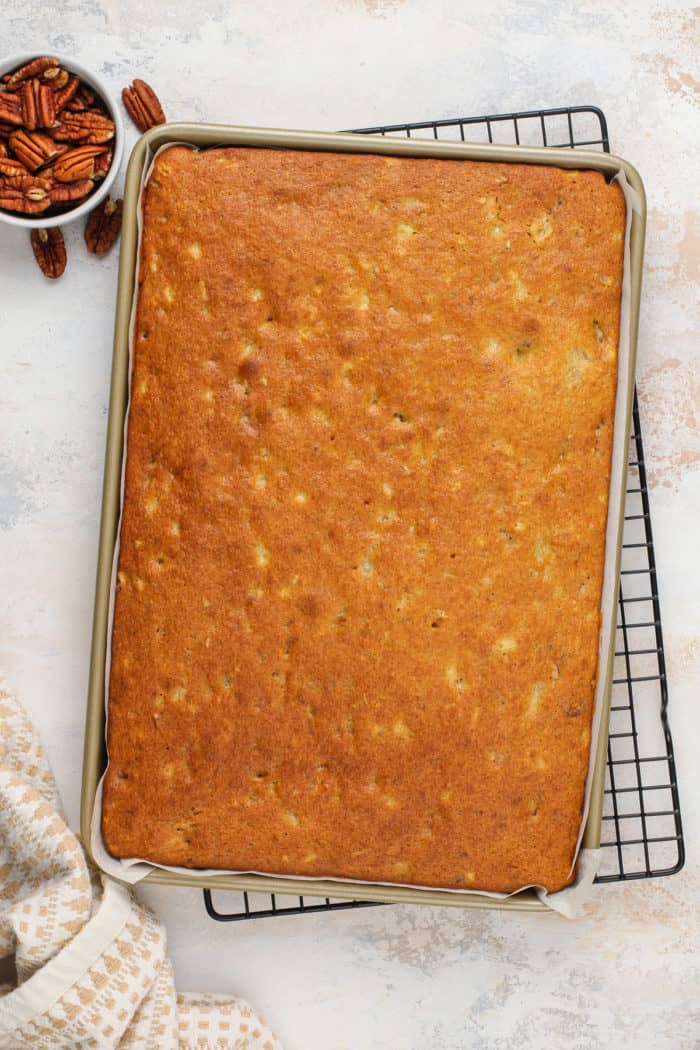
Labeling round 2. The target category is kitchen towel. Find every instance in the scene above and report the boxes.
[0,687,282,1050]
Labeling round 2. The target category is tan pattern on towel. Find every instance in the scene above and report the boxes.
[0,689,282,1049]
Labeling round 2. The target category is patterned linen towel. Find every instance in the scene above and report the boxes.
[0,689,282,1050]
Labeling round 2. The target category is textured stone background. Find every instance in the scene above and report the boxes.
[0,2,698,1048]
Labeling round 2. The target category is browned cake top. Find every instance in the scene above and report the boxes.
[102,145,624,893]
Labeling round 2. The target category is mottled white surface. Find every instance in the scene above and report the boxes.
[1,2,698,1048]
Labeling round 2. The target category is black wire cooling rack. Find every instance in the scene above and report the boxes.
[204,105,684,922]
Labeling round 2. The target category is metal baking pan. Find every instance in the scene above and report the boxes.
[81,123,646,911]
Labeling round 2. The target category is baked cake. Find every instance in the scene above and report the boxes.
[102,145,625,893]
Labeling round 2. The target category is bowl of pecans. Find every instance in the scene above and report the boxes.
[0,53,124,229]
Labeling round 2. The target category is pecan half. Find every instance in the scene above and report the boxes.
[9,129,65,171]
[51,109,115,144]
[66,83,96,112]
[121,79,165,132]
[19,81,38,129]
[30,226,67,279]
[20,79,56,130]
[0,156,28,176]
[85,196,123,254]
[0,92,23,127]
[53,75,80,115]
[0,174,51,214]
[43,66,66,86]
[93,148,113,179]
[0,122,15,139]
[0,141,7,157]
[48,178,93,206]
[38,83,57,127]
[52,144,106,182]
[6,56,60,86]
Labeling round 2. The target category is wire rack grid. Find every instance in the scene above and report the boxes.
[204,105,684,922]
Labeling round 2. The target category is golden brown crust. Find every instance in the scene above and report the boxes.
[102,146,625,893]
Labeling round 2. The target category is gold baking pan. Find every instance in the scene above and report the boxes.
[81,123,646,912]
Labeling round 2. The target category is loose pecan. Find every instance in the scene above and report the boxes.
[0,122,15,139]
[52,144,106,182]
[51,109,115,144]
[48,178,93,206]
[6,56,60,86]
[53,75,80,115]
[85,196,123,254]
[0,141,7,157]
[121,79,165,132]
[93,148,113,179]
[9,129,65,171]
[0,174,51,214]
[66,83,96,112]
[20,79,56,130]
[30,226,67,278]
[0,92,23,126]
[0,156,28,176]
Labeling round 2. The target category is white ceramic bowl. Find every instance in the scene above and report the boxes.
[0,52,124,229]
